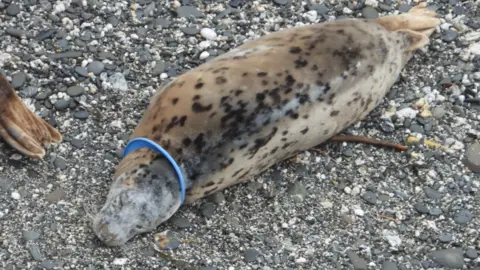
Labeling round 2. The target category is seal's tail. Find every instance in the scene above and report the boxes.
[375,2,441,52]
[0,72,62,159]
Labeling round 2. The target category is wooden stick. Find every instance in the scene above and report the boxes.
[329,135,409,152]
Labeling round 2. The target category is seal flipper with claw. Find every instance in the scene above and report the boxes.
[0,72,62,159]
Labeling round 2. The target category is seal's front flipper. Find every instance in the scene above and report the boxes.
[0,72,62,159]
[329,135,408,152]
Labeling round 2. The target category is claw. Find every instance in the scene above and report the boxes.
[0,72,62,159]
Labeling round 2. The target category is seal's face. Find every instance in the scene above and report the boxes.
[93,158,182,246]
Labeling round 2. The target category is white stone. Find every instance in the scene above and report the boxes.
[382,229,402,249]
[320,201,333,208]
[303,10,317,23]
[108,73,128,91]
[365,0,378,7]
[395,107,418,119]
[199,51,210,60]
[113,258,128,265]
[354,208,364,216]
[344,186,352,194]
[160,73,168,80]
[200,28,217,40]
[11,191,20,200]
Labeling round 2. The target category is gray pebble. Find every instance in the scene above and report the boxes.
[22,86,38,97]
[6,28,28,38]
[201,202,215,218]
[273,0,291,5]
[40,261,57,270]
[66,85,85,97]
[173,216,191,229]
[438,232,453,243]
[442,30,458,42]
[75,66,89,77]
[361,7,378,19]
[464,142,480,173]
[6,4,20,16]
[181,27,200,35]
[46,187,66,203]
[429,248,464,268]
[244,248,260,263]
[453,209,473,224]
[54,100,69,111]
[29,245,43,261]
[414,203,429,214]
[11,72,27,89]
[432,107,446,119]
[208,192,225,204]
[409,123,424,134]
[152,18,170,28]
[87,61,105,75]
[35,29,56,41]
[176,6,204,18]
[73,110,89,120]
[287,182,307,201]
[347,250,368,270]
[465,248,478,259]
[381,261,398,270]
[429,207,442,216]
[199,267,216,270]
[49,51,82,59]
[53,156,67,170]
[424,187,443,200]
[23,231,41,241]
[361,191,377,205]
[398,4,411,13]
[70,138,84,149]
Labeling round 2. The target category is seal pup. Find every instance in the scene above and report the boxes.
[93,3,440,246]
[0,71,62,159]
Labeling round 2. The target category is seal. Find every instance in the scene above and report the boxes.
[93,3,441,246]
[0,71,62,159]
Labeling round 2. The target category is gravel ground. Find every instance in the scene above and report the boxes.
[1,0,480,269]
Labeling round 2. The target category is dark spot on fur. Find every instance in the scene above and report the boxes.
[256,93,266,102]
[192,102,213,113]
[216,77,227,84]
[193,133,206,152]
[171,98,179,105]
[311,65,318,71]
[220,158,234,169]
[289,47,302,54]
[257,72,268,77]
[295,59,308,68]
[239,143,248,150]
[303,115,309,119]
[330,110,340,116]
[182,137,192,147]
[210,112,217,118]
[247,127,278,159]
[204,187,218,196]
[195,82,204,89]
[327,93,336,105]
[235,89,243,96]
[301,127,309,134]
[323,130,329,135]
[282,130,288,136]
[193,95,201,101]
[262,80,269,86]
[281,138,287,142]
[232,168,244,177]
[285,75,296,86]
[367,65,374,73]
[242,72,248,77]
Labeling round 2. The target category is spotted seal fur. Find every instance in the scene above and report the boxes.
[93,4,441,246]
[0,71,62,158]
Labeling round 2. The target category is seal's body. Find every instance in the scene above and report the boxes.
[93,4,440,246]
[0,72,62,159]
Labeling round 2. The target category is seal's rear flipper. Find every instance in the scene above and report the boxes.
[375,2,440,38]
[0,72,62,159]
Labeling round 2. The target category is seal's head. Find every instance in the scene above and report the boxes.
[92,149,183,246]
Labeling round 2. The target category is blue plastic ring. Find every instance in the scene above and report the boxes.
[123,137,185,203]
